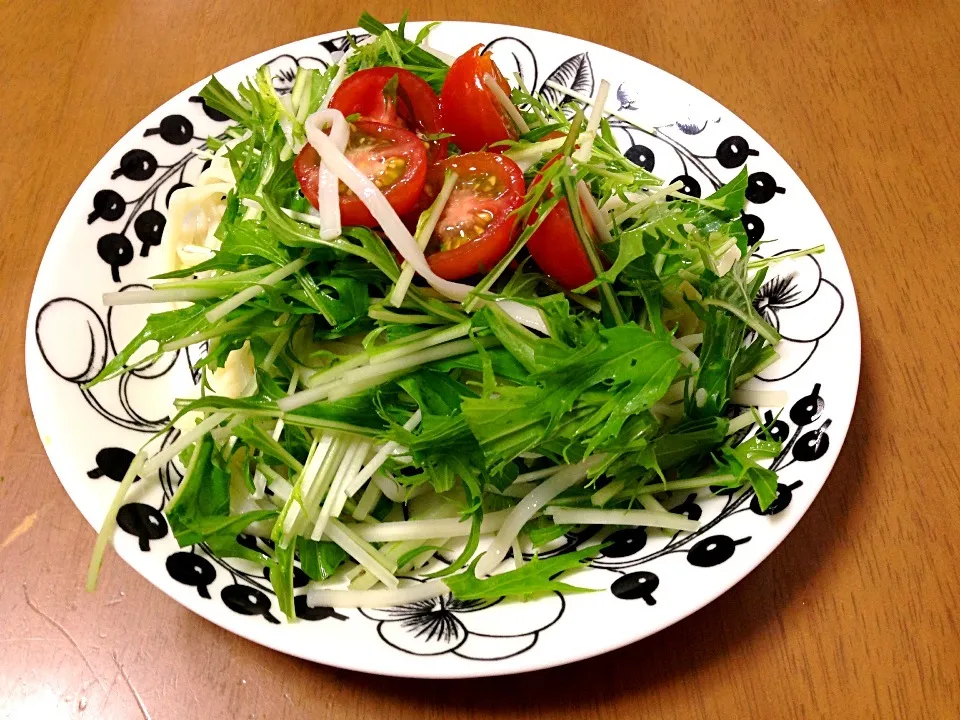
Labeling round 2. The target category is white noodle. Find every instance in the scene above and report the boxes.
[304,109,349,239]
[475,457,604,576]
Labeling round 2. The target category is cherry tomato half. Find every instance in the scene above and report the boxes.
[439,45,519,153]
[426,152,525,280]
[294,120,427,228]
[526,156,598,290]
[330,67,448,163]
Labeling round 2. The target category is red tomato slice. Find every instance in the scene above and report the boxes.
[294,120,427,228]
[439,45,519,153]
[526,156,598,290]
[426,152,525,280]
[330,67,448,163]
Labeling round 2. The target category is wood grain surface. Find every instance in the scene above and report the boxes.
[1,1,958,718]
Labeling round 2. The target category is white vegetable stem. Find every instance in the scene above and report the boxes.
[546,507,700,532]
[671,338,701,371]
[483,74,530,133]
[729,389,789,407]
[306,580,446,608]
[310,439,368,542]
[573,79,610,163]
[324,518,399,588]
[577,181,614,244]
[505,136,566,172]
[475,456,605,576]
[346,509,511,543]
[86,452,147,591]
[512,466,563,484]
[344,410,422,496]
[318,61,346,112]
[390,171,460,308]
[715,245,743,277]
[370,323,471,366]
[278,337,497,411]
[676,333,703,349]
[352,480,382,521]
[372,472,428,503]
[102,288,223,306]
[613,181,685,225]
[141,411,230,476]
[205,257,308,324]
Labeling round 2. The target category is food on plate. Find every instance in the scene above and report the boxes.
[86,12,824,616]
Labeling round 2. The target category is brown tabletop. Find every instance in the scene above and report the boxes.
[2,1,959,718]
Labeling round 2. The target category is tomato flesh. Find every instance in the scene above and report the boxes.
[294,120,427,228]
[330,67,447,164]
[439,45,518,153]
[526,156,598,289]
[426,152,525,280]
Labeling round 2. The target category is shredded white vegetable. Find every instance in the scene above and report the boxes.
[729,388,789,407]
[573,79,610,163]
[577,181,614,244]
[716,244,742,277]
[205,257,308,324]
[86,452,147,591]
[344,410,422,495]
[346,509,510,543]
[483,73,529,133]
[307,580,445,608]
[546,507,700,532]
[389,170,460,307]
[141,411,229,476]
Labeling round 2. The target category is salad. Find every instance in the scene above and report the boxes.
[86,13,822,616]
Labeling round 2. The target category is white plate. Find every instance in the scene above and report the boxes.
[25,22,860,678]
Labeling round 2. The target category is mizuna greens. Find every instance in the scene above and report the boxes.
[87,13,822,616]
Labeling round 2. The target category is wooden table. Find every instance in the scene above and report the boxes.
[2,0,958,717]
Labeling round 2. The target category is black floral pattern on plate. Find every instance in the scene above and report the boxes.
[361,590,565,660]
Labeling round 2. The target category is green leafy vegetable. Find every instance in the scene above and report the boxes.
[444,544,603,600]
